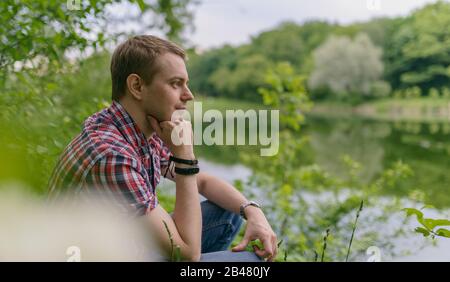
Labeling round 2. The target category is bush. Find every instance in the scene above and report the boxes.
[370,81,391,98]
[442,88,450,99]
[429,88,440,99]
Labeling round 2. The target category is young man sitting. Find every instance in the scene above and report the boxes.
[48,35,277,262]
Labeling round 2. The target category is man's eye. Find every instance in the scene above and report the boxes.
[173,81,183,86]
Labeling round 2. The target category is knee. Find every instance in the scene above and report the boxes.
[202,200,242,230]
[214,209,243,246]
[201,201,243,248]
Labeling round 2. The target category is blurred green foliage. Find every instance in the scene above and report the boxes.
[0,0,196,194]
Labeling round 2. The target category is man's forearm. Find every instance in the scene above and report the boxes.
[172,170,202,258]
[197,172,249,215]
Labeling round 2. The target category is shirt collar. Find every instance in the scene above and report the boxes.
[109,100,152,156]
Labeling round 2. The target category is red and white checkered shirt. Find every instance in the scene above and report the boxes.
[48,101,172,215]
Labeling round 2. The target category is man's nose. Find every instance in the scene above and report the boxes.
[182,87,194,101]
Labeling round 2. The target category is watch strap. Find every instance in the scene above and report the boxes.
[239,201,261,220]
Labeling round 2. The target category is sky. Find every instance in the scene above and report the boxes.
[190,0,445,49]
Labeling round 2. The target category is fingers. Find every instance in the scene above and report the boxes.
[253,245,267,259]
[269,235,278,261]
[264,234,277,261]
[253,234,278,262]
[260,237,274,261]
[160,120,176,131]
[148,116,178,140]
[231,237,250,252]
[234,235,278,261]
[271,235,278,261]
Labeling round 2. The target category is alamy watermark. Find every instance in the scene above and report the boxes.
[67,0,81,11]
[366,246,381,262]
[170,102,279,157]
[66,245,81,262]
[366,0,382,11]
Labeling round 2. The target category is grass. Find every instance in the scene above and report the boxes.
[162,220,181,262]
[320,228,330,262]
[345,200,364,262]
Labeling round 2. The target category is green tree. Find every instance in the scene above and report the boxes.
[309,33,386,102]
[384,1,450,93]
[249,22,306,68]
[0,0,197,82]
[187,45,238,97]
[208,54,272,101]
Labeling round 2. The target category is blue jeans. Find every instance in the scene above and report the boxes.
[199,200,262,262]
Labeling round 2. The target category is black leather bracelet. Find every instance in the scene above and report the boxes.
[169,155,199,166]
[174,166,200,175]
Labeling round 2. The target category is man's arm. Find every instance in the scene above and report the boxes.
[196,172,246,213]
[143,169,201,261]
[146,116,202,261]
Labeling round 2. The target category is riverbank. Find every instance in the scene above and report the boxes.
[195,96,450,123]
[311,98,450,123]
[190,95,268,113]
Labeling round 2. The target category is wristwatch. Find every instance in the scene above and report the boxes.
[239,201,261,220]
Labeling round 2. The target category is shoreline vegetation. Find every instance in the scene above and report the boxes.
[310,98,450,123]
[197,96,450,124]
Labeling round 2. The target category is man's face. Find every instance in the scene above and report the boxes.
[141,52,193,122]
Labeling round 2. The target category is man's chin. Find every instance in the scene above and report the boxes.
[171,109,189,121]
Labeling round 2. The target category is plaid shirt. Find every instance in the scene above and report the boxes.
[48,101,172,215]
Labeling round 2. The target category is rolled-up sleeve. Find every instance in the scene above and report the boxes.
[86,153,158,215]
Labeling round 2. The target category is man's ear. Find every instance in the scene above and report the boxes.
[126,74,144,100]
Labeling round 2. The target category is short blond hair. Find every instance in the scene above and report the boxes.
[110,35,186,101]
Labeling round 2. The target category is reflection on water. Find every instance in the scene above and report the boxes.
[304,117,450,208]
